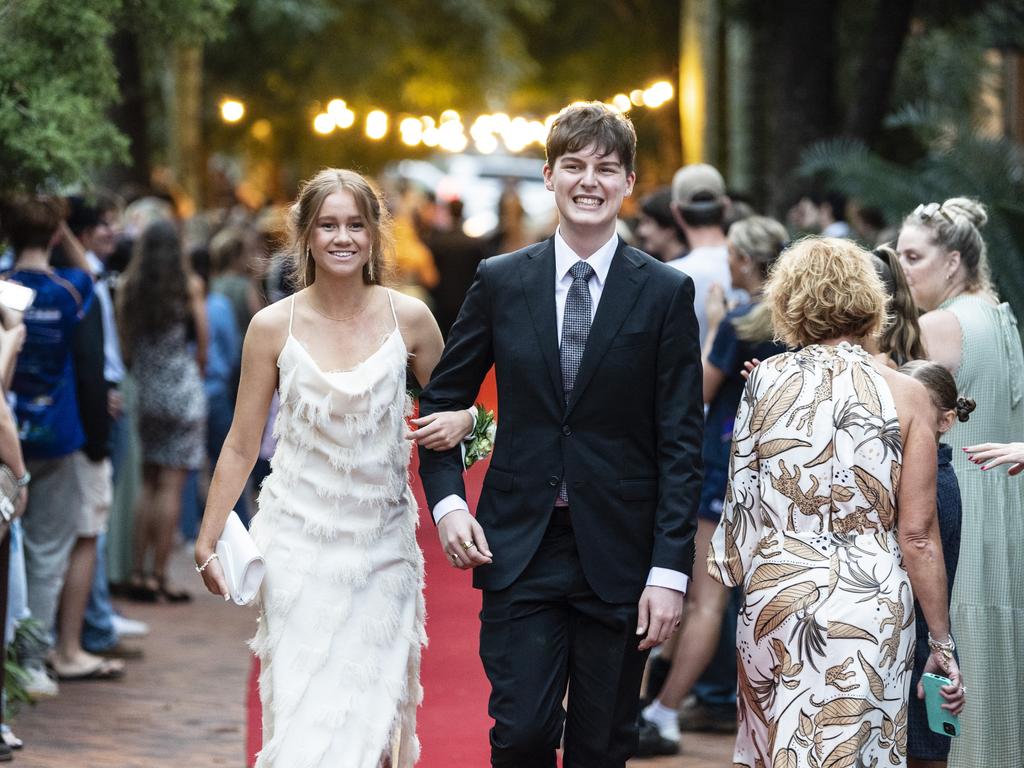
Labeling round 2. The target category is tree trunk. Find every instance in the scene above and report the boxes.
[760,0,840,215]
[169,44,204,215]
[103,31,150,192]
[844,0,914,143]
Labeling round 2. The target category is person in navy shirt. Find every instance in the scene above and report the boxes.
[0,194,117,682]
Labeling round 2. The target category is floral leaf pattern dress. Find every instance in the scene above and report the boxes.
[709,343,914,768]
[248,292,426,767]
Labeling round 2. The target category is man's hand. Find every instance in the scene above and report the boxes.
[437,509,493,570]
[407,410,475,451]
[636,586,684,651]
[108,388,124,420]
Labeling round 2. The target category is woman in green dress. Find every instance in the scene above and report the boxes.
[897,198,1024,768]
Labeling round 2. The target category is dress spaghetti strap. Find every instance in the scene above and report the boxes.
[385,287,399,330]
[288,294,296,335]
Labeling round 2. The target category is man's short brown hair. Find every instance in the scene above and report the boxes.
[0,194,68,254]
[545,102,637,174]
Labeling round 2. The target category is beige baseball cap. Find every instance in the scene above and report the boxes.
[671,163,726,207]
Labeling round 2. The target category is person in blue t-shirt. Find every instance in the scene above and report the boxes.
[641,216,789,754]
[0,194,112,681]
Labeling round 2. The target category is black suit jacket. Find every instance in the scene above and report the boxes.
[418,237,704,604]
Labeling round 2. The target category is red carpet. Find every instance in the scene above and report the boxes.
[248,375,499,766]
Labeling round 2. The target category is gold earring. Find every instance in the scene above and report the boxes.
[367,251,375,282]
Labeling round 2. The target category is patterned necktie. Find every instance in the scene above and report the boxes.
[560,260,595,399]
[558,260,594,504]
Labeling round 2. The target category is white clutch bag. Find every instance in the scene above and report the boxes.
[216,511,265,606]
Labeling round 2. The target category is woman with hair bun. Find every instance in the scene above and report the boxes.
[898,198,1024,767]
[898,361,973,768]
[194,169,474,767]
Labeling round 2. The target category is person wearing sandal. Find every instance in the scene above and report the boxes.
[117,220,208,603]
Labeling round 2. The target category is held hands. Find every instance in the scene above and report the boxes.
[437,509,493,570]
[636,586,684,651]
[919,650,966,716]
[964,442,1024,475]
[194,543,231,601]
[407,409,474,451]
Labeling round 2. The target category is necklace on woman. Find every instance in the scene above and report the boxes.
[308,288,375,322]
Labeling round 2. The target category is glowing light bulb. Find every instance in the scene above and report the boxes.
[365,110,388,140]
[313,113,335,135]
[220,99,245,123]
[612,93,632,113]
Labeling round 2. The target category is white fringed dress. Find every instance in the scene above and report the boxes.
[249,291,425,768]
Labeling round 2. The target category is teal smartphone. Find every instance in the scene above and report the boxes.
[922,673,961,737]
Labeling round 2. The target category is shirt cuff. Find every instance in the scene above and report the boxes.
[646,567,689,594]
[463,405,478,442]
[432,494,469,525]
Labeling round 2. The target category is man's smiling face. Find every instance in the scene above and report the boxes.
[544,143,635,237]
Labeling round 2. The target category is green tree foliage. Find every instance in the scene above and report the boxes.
[0,1,127,191]
[0,0,234,192]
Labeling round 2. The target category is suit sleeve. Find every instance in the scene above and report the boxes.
[417,260,495,516]
[652,275,704,578]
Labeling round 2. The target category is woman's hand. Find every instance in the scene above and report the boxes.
[964,442,1024,475]
[14,487,27,519]
[739,358,762,381]
[195,543,231,601]
[407,409,474,451]
[705,283,728,330]
[919,650,966,716]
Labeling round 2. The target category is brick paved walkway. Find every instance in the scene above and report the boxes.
[10,548,734,767]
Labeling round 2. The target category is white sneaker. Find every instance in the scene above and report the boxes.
[111,614,150,638]
[642,701,681,742]
[23,666,58,700]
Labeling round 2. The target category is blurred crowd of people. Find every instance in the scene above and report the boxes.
[0,149,1020,767]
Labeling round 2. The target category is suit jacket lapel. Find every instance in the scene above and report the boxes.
[566,243,648,416]
[519,238,564,405]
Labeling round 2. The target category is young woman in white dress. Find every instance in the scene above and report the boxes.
[195,168,475,767]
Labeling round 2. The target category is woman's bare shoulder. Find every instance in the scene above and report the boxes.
[244,296,292,353]
[872,363,930,418]
[388,287,434,325]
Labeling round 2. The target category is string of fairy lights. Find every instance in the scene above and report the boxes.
[218,79,675,155]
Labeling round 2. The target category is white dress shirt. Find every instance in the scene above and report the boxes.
[431,228,688,594]
[86,251,126,385]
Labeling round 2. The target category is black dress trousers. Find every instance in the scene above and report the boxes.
[479,509,649,768]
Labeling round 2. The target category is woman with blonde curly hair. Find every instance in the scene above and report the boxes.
[708,237,964,768]
[194,168,474,767]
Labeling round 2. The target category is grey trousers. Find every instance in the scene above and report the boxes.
[21,455,82,644]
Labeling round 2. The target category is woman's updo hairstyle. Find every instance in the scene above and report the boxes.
[903,197,992,293]
[899,360,976,422]
[284,168,393,289]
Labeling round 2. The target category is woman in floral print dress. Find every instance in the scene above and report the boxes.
[708,238,965,768]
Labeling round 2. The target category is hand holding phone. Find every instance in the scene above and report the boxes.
[0,281,35,314]
[921,673,961,737]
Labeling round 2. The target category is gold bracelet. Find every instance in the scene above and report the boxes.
[927,632,955,661]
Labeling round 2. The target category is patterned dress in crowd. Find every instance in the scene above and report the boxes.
[248,292,426,768]
[132,324,205,469]
[939,295,1024,768]
[709,343,914,768]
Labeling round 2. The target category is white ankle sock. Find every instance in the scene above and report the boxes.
[643,701,680,740]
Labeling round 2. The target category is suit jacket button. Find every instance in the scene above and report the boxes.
[548,476,559,487]
[562,425,572,436]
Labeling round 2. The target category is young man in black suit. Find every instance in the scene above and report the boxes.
[416,102,704,767]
